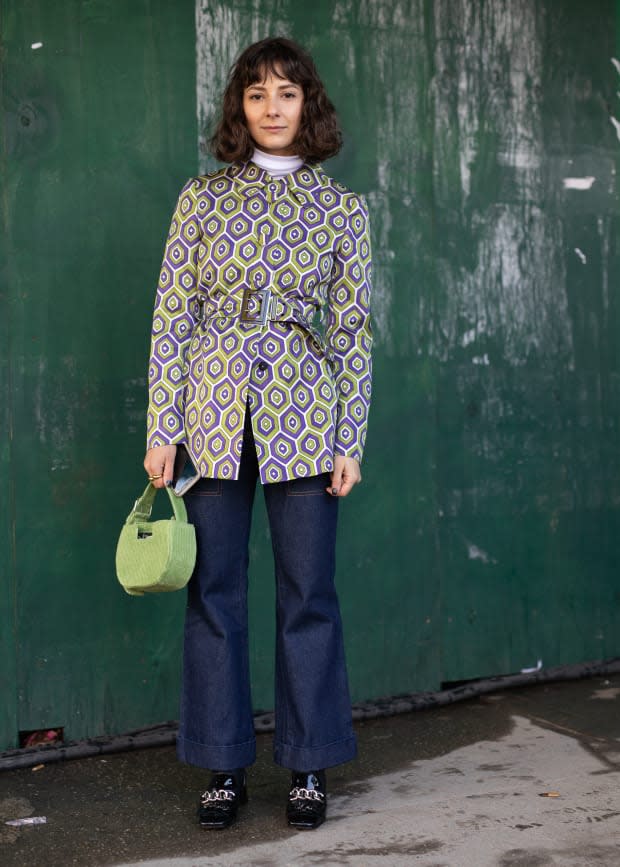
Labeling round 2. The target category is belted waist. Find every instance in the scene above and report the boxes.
[192,288,312,329]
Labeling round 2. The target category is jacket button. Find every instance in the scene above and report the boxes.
[257,361,268,373]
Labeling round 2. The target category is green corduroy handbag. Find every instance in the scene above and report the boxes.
[115,483,196,596]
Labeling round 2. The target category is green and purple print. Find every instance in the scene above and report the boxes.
[147,161,372,484]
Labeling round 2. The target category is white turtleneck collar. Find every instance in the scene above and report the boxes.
[251,148,303,179]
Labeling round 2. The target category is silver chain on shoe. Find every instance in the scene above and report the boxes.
[289,786,325,802]
[200,788,236,804]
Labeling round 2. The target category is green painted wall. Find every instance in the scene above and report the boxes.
[1,0,197,748]
[1,0,619,750]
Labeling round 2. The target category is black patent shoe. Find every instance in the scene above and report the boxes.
[197,770,247,829]
[286,770,327,829]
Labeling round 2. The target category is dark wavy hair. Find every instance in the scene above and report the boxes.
[210,37,342,164]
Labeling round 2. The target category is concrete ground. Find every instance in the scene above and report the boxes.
[1,677,619,867]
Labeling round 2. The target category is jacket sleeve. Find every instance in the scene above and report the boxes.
[326,193,373,462]
[146,178,201,449]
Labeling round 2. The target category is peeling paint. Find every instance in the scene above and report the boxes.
[466,542,497,565]
[431,1,573,367]
[563,177,596,190]
[461,328,477,348]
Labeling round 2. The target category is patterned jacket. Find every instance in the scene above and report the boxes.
[147,160,372,484]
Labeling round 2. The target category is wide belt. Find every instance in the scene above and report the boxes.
[193,288,312,329]
[191,288,333,361]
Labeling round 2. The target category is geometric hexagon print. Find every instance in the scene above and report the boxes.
[147,160,372,484]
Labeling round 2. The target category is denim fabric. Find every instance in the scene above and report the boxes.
[177,410,357,772]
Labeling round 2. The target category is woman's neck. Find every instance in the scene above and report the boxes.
[251,148,303,178]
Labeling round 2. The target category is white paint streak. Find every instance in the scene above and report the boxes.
[520,659,543,674]
[31,42,43,50]
[497,149,540,170]
[331,0,410,353]
[461,328,477,348]
[612,60,620,143]
[432,1,573,367]
[366,191,394,353]
[563,176,595,190]
[472,354,490,366]
[466,542,497,564]
[574,247,587,265]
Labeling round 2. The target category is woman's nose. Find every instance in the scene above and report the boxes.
[265,98,280,116]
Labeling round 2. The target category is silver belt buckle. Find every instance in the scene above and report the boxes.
[241,287,271,326]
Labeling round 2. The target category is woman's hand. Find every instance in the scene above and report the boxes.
[144,445,177,489]
[327,455,361,497]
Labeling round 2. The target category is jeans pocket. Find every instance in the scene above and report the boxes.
[186,477,222,497]
[286,472,330,497]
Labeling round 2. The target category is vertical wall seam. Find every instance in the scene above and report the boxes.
[0,0,19,748]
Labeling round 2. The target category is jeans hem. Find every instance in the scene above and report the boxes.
[273,732,357,771]
[176,734,256,770]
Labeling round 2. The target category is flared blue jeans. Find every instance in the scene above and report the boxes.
[177,411,357,772]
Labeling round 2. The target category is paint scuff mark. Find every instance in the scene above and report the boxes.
[574,248,587,265]
[462,328,477,348]
[563,177,595,190]
[472,354,490,366]
[520,659,543,674]
[431,1,574,367]
[612,60,620,142]
[31,42,43,50]
[466,541,497,565]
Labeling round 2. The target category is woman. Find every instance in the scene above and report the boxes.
[144,36,372,830]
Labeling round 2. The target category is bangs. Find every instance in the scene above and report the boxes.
[239,42,310,89]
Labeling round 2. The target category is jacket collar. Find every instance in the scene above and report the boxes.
[227,160,327,205]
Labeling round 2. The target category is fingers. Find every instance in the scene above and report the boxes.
[162,449,176,488]
[160,455,174,488]
[144,445,177,489]
[326,454,345,496]
[326,455,362,498]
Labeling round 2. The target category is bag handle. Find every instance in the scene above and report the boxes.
[125,483,189,525]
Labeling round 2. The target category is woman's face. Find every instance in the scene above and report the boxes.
[243,67,304,156]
